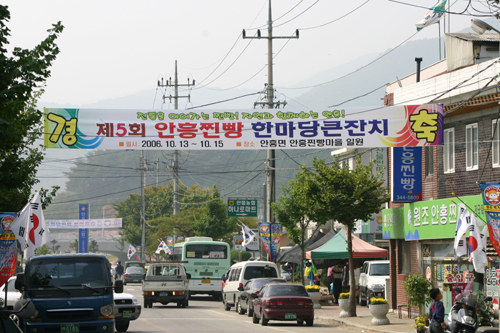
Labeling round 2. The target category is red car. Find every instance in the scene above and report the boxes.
[252,283,314,326]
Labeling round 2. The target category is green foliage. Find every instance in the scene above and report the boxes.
[477,299,494,325]
[320,268,328,287]
[403,273,433,309]
[230,250,252,264]
[69,239,78,253]
[89,239,99,253]
[0,6,63,211]
[36,244,49,255]
[49,239,60,253]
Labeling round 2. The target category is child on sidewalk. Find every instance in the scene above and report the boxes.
[429,288,446,333]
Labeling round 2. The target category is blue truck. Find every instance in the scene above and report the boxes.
[15,253,123,333]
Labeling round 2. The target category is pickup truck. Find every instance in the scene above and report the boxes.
[142,262,191,308]
[358,260,389,306]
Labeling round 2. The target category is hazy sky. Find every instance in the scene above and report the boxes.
[4,0,485,107]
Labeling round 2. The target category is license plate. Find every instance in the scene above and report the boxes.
[160,292,168,296]
[202,278,210,283]
[285,313,296,319]
[61,323,79,333]
[133,279,139,282]
[123,310,132,318]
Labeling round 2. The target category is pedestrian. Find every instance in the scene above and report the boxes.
[332,263,343,304]
[115,261,124,281]
[342,261,349,290]
[429,288,445,333]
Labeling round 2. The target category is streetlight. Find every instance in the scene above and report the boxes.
[471,19,500,35]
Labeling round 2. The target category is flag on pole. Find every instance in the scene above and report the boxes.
[241,222,256,247]
[415,0,447,31]
[155,240,171,255]
[469,215,488,273]
[10,192,50,259]
[127,244,136,260]
[454,204,471,257]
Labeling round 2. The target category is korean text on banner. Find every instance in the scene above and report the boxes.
[45,218,122,229]
[480,183,500,258]
[44,105,444,150]
[10,192,50,259]
[0,213,17,287]
[391,147,423,202]
[259,223,271,259]
[270,223,282,262]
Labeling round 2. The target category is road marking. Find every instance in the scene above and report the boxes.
[204,309,237,318]
[242,317,301,332]
[139,318,175,332]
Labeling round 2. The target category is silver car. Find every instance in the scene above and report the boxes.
[114,292,141,332]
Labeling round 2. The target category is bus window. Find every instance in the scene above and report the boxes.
[185,244,227,259]
[173,247,182,261]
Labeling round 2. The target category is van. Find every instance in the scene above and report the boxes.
[15,254,123,333]
[222,261,279,311]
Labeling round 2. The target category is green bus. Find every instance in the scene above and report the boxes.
[173,237,230,300]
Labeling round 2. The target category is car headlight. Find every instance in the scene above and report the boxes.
[100,304,113,317]
[132,297,138,304]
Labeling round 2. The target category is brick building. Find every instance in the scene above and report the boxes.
[382,32,500,315]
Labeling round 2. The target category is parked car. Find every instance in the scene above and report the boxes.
[223,261,279,311]
[113,292,141,332]
[0,276,21,310]
[252,283,314,326]
[358,260,389,306]
[280,268,292,282]
[123,267,146,285]
[237,278,286,316]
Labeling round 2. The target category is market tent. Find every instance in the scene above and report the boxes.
[276,229,336,264]
[306,229,388,260]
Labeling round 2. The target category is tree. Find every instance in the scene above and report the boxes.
[0,6,63,211]
[304,156,390,317]
[36,244,49,255]
[192,186,239,241]
[49,239,60,253]
[271,170,321,285]
[89,239,99,253]
[69,239,78,253]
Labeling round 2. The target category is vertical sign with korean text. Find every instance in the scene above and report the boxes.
[0,212,17,287]
[270,223,282,262]
[78,204,88,253]
[259,223,271,260]
[391,147,422,202]
[480,183,500,258]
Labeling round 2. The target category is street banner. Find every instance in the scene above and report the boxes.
[391,147,422,202]
[270,223,282,262]
[44,105,443,150]
[45,218,122,229]
[127,244,136,260]
[259,223,271,259]
[166,236,174,248]
[0,213,17,288]
[480,183,500,257]
[10,192,50,259]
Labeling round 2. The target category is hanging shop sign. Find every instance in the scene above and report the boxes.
[355,213,383,234]
[43,105,443,150]
[382,195,486,240]
[391,147,422,202]
[480,183,500,258]
[227,198,258,217]
[45,218,122,229]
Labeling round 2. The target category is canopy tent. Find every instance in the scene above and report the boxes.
[276,229,336,264]
[306,229,388,260]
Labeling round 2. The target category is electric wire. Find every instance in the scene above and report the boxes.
[300,0,371,30]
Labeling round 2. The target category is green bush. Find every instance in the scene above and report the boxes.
[230,250,252,264]
[403,273,433,309]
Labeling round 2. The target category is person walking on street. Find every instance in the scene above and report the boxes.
[429,288,445,333]
[115,261,124,282]
[332,263,343,304]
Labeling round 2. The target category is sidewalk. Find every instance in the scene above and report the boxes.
[314,304,499,333]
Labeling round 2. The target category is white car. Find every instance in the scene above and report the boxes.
[358,260,389,306]
[114,292,141,332]
[0,276,21,310]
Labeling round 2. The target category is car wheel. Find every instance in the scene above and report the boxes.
[123,281,127,286]
[223,297,231,311]
[297,319,304,325]
[115,321,130,332]
[144,300,148,308]
[252,309,260,324]
[305,318,314,326]
[246,302,253,317]
[359,291,366,306]
[182,299,188,308]
[261,311,268,326]
[236,299,246,315]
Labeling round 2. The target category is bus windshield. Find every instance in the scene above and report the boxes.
[185,244,227,259]
[27,258,110,298]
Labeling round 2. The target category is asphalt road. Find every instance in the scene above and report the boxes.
[123,284,353,333]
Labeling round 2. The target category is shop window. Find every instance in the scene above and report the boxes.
[401,241,411,274]
[443,128,455,173]
[493,120,500,168]
[466,123,478,171]
[425,146,434,176]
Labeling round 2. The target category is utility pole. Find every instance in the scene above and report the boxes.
[243,0,298,223]
[140,151,146,262]
[158,60,194,215]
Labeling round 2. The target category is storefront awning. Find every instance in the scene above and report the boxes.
[306,229,388,260]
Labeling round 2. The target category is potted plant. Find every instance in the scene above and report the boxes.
[305,285,322,309]
[369,298,390,325]
[403,273,433,316]
[413,315,426,333]
[338,292,349,318]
